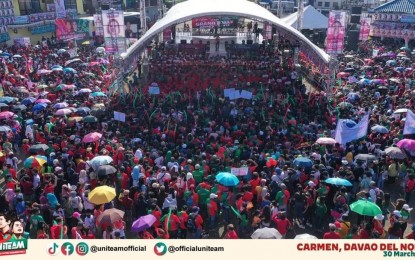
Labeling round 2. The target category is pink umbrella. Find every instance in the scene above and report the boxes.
[397,139,415,151]
[55,108,74,116]
[37,69,51,75]
[83,132,102,143]
[0,111,15,120]
[337,72,349,78]
[316,137,337,145]
[64,84,76,90]
[89,62,100,66]
[35,99,51,104]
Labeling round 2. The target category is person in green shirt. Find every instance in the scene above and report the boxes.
[197,185,210,218]
[192,164,204,184]
[29,208,44,239]
[313,196,327,232]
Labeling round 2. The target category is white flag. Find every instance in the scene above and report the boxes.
[335,114,370,145]
[404,110,415,135]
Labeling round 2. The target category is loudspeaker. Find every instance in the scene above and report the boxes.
[247,39,253,45]
[180,39,187,44]
[350,15,361,24]
[346,30,359,51]
[351,7,362,15]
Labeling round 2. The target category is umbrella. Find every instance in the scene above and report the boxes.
[358,78,371,85]
[0,97,16,104]
[82,40,90,45]
[51,65,63,69]
[371,125,389,134]
[251,227,282,239]
[0,103,8,108]
[293,157,313,168]
[215,172,239,186]
[51,67,63,72]
[90,92,107,98]
[347,92,360,102]
[83,132,102,143]
[53,102,69,109]
[89,155,113,171]
[0,125,11,132]
[348,76,358,83]
[394,108,409,114]
[14,87,29,94]
[57,49,67,54]
[294,234,318,239]
[77,107,91,115]
[316,137,336,145]
[355,154,377,161]
[97,208,124,225]
[400,46,411,51]
[79,88,92,93]
[386,60,397,66]
[64,59,81,66]
[350,199,382,216]
[68,116,83,122]
[12,105,27,111]
[337,102,352,109]
[37,84,48,89]
[88,185,116,205]
[97,165,117,177]
[29,144,49,153]
[337,72,349,78]
[35,99,51,104]
[63,84,76,91]
[394,68,405,73]
[131,214,157,232]
[370,79,386,85]
[325,177,352,187]
[12,54,22,59]
[22,97,36,105]
[397,139,415,151]
[37,69,51,75]
[384,147,407,160]
[23,155,47,168]
[344,68,355,73]
[96,47,105,53]
[32,103,48,112]
[92,103,105,110]
[55,108,74,116]
[0,111,15,119]
[63,67,77,74]
[83,115,98,123]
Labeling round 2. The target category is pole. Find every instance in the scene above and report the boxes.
[140,0,147,36]
[278,0,283,18]
[296,0,304,31]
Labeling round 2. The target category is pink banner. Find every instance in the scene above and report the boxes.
[326,11,346,55]
[359,17,371,41]
[163,27,171,41]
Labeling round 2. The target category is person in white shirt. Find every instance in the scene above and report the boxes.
[156,166,171,184]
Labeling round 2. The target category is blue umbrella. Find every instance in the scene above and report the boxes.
[347,92,360,102]
[215,172,239,186]
[21,97,36,106]
[63,67,77,73]
[344,119,357,128]
[0,97,15,104]
[0,52,11,57]
[77,107,91,115]
[32,103,47,112]
[293,157,313,168]
[358,78,371,85]
[325,177,352,187]
[371,125,389,134]
[394,67,405,73]
[90,92,107,98]
[51,65,63,69]
[386,60,397,66]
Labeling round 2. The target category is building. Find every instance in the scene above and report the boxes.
[370,0,415,46]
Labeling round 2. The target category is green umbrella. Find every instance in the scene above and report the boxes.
[83,115,98,123]
[350,199,382,216]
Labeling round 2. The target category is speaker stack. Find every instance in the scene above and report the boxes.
[350,6,362,24]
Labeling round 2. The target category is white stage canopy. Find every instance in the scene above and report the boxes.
[121,0,330,67]
[281,5,329,30]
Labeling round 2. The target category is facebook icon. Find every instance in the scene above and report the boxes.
[61,242,74,256]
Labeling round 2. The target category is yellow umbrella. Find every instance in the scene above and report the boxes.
[88,185,116,205]
[92,103,105,110]
[82,40,90,45]
[68,116,83,122]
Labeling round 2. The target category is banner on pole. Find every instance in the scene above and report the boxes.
[326,11,346,55]
[359,17,371,41]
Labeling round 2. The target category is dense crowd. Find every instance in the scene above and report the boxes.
[0,36,414,240]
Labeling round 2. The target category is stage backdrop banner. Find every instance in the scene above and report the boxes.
[55,19,89,41]
[326,11,346,55]
[359,17,371,41]
[192,16,238,29]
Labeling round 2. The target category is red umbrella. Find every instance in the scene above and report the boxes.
[266,158,278,168]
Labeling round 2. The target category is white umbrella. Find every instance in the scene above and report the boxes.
[251,227,282,239]
[294,233,318,239]
[316,137,337,145]
[384,147,407,159]
[394,108,409,114]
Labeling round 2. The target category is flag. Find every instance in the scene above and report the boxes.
[404,110,415,135]
[335,114,369,145]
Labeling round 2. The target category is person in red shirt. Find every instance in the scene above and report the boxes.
[223,224,238,239]
[273,212,291,238]
[50,217,67,239]
[189,206,204,239]
[207,193,218,228]
[405,175,415,203]
[163,210,180,239]
[249,172,260,194]
[242,187,254,203]
[151,204,162,229]
[118,190,133,222]
[405,224,415,239]
[323,223,341,239]
[178,206,189,238]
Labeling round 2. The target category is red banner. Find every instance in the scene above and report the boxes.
[326,11,346,55]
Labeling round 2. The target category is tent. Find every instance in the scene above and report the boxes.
[281,5,329,30]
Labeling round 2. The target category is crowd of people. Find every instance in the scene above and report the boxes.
[0,35,415,241]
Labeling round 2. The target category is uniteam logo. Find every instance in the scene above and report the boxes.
[0,239,28,256]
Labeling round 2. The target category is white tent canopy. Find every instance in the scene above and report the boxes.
[121,0,330,64]
[281,5,329,30]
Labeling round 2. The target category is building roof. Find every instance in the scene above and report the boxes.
[122,0,330,64]
[281,5,328,30]
[374,0,415,14]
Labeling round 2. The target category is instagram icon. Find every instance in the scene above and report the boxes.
[76,242,89,256]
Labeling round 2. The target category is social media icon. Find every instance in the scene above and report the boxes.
[61,242,74,256]
[76,242,89,256]
[154,242,167,256]
[47,242,59,256]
